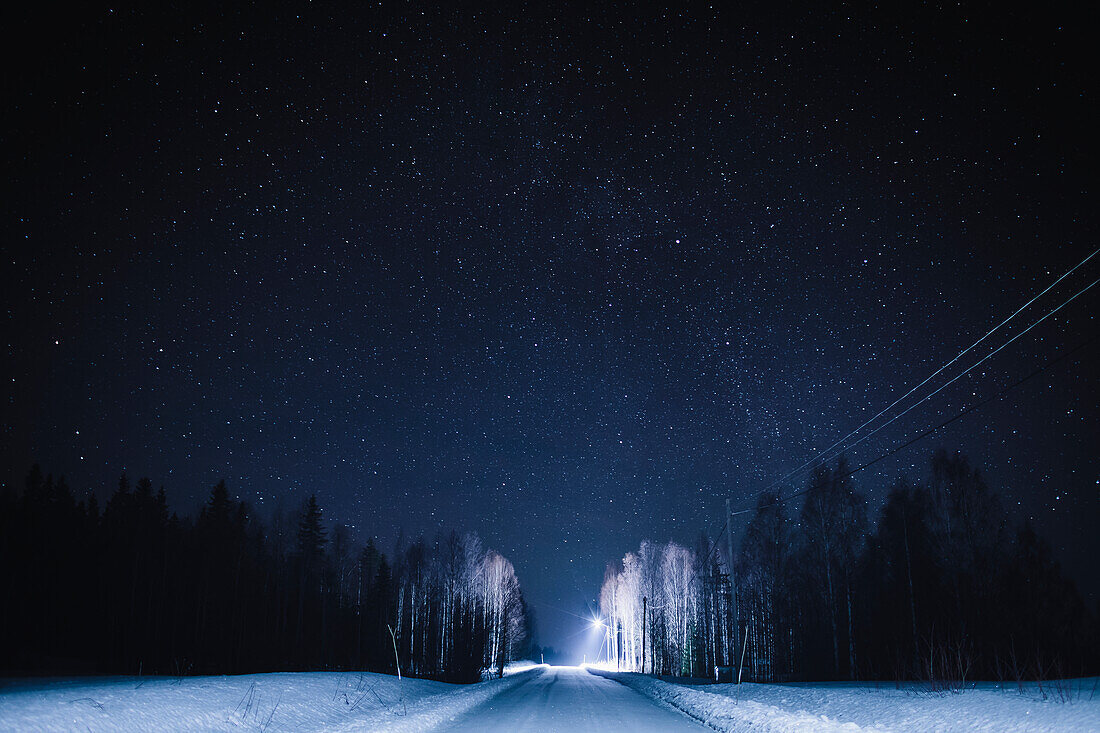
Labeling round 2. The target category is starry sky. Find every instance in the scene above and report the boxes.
[5,3,1097,653]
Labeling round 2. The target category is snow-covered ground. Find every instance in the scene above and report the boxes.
[4,666,1097,732]
[593,670,1100,732]
[0,667,539,732]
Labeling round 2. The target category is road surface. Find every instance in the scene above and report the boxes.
[441,666,705,732]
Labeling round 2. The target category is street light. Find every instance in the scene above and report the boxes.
[588,616,612,667]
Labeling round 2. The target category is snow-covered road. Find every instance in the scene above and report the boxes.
[440,665,706,732]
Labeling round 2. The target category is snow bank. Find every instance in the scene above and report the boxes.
[592,671,1100,732]
[0,667,540,732]
[503,660,545,676]
[341,666,539,732]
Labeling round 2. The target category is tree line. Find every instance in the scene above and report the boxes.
[599,449,1097,683]
[0,467,531,682]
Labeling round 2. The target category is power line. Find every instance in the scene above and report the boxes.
[838,332,1098,481]
[685,256,1097,590]
[677,329,1094,622]
[790,275,1098,484]
[730,330,1096,517]
[670,329,1094,621]
[764,247,1099,495]
[695,273,1096,556]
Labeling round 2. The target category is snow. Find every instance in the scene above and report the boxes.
[4,666,1097,732]
[478,660,545,680]
[445,664,705,731]
[0,667,538,732]
[592,670,1100,732]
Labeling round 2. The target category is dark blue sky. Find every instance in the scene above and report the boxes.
[6,3,1096,652]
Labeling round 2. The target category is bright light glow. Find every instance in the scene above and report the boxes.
[501,661,547,676]
[590,616,604,629]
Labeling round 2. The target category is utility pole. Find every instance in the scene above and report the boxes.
[737,616,750,684]
[641,596,647,674]
[727,497,737,667]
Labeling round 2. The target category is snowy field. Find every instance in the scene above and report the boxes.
[3,665,1098,732]
[594,670,1100,732]
[0,667,538,732]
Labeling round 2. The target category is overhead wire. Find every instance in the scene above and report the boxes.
[777,274,1098,490]
[687,270,1097,568]
[838,332,1098,481]
[602,327,1096,637]
[763,247,1099,495]
[731,331,1097,517]
[612,253,1097,612]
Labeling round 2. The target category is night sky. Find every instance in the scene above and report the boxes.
[6,3,1097,653]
